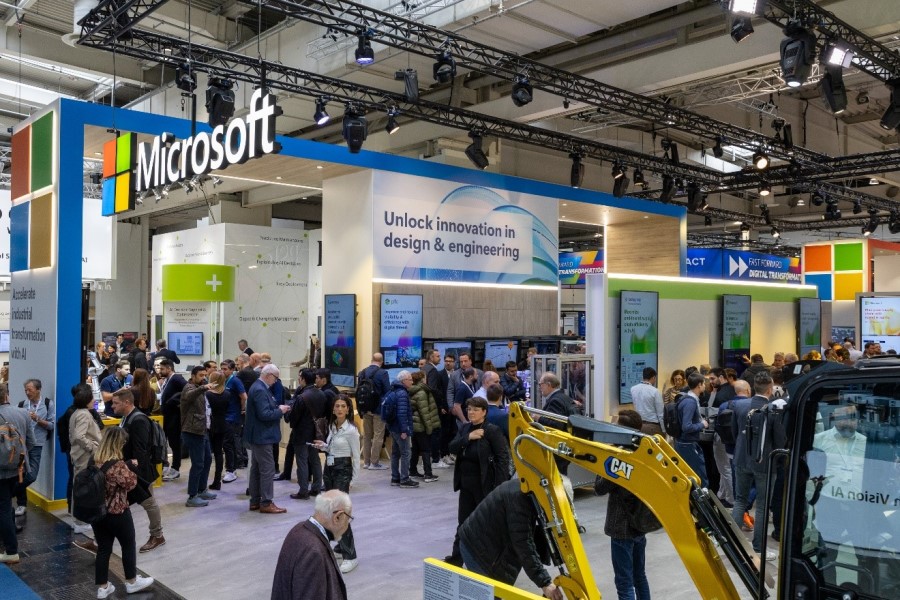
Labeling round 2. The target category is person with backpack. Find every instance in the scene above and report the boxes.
[711,379,751,509]
[59,384,105,519]
[356,353,390,470]
[671,372,709,488]
[0,382,33,565]
[730,370,777,561]
[89,427,154,598]
[385,371,418,489]
[110,388,166,554]
[69,383,105,550]
[15,378,53,519]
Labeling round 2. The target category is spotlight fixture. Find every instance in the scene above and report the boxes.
[660,174,676,202]
[752,149,770,170]
[569,154,584,188]
[728,0,765,15]
[731,16,754,43]
[613,170,630,198]
[780,23,817,88]
[137,189,149,204]
[771,226,781,238]
[712,135,724,158]
[821,66,848,114]
[341,106,368,153]
[153,188,163,202]
[889,212,900,234]
[822,41,854,68]
[313,97,330,125]
[759,181,771,196]
[863,209,879,236]
[760,204,772,225]
[175,62,196,93]
[704,214,713,226]
[880,79,900,131]
[89,172,102,185]
[465,131,489,170]
[852,200,862,215]
[740,222,752,233]
[632,168,647,189]
[511,75,533,107]
[385,108,400,135]
[205,77,235,127]
[433,49,456,83]
[787,195,799,208]
[354,32,375,65]
[686,182,708,212]
[394,69,419,102]
[611,162,624,180]
[824,203,842,221]
[669,142,680,165]
[811,191,826,206]
[781,124,794,153]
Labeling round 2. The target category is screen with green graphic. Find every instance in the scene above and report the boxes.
[798,297,821,358]
[722,294,751,374]
[619,291,658,405]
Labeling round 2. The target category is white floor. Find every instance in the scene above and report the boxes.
[57,452,763,599]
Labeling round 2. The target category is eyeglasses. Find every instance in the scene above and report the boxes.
[333,510,354,522]
[539,381,551,386]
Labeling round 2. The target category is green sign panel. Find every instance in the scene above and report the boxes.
[162,264,235,302]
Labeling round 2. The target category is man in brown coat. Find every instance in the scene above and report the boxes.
[271,490,351,600]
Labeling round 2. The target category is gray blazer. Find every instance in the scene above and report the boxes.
[0,403,34,480]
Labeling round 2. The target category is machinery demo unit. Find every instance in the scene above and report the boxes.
[440,359,899,600]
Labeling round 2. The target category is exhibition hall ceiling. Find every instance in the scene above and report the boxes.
[3,0,900,253]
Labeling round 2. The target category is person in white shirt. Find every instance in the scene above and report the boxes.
[630,367,664,436]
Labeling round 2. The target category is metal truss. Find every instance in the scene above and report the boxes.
[306,0,468,60]
[765,0,900,82]
[77,0,169,45]
[687,232,801,256]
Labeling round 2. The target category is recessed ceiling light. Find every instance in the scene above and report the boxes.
[316,165,323,169]
[643,215,649,219]
[276,176,283,180]
[94,152,102,156]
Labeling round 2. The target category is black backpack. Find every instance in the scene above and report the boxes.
[148,419,167,465]
[663,394,686,439]
[714,400,737,446]
[73,459,116,524]
[355,368,378,414]
[745,402,786,466]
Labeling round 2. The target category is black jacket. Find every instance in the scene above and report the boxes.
[121,409,155,504]
[289,385,327,443]
[160,374,187,416]
[458,479,552,588]
[449,421,510,496]
[129,347,149,373]
[154,348,180,365]
[540,389,579,427]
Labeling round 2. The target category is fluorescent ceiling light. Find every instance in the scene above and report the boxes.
[215,174,322,191]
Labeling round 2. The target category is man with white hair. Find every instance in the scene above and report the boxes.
[245,364,291,514]
[271,490,351,600]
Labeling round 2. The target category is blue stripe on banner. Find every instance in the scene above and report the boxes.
[10,202,30,272]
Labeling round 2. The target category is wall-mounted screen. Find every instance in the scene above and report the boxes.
[0,330,9,353]
[380,294,424,381]
[722,294,751,374]
[430,341,472,371]
[619,291,659,405]
[483,340,519,368]
[798,297,821,358]
[324,294,356,387]
[167,332,203,356]
[859,295,900,354]
[831,326,856,345]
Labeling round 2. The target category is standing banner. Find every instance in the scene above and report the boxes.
[798,297,822,358]
[379,294,423,382]
[619,291,659,405]
[722,295,751,373]
[324,294,357,387]
[559,250,604,286]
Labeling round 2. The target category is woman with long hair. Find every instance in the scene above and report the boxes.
[313,394,361,574]
[663,370,686,405]
[92,427,154,598]
[130,368,156,415]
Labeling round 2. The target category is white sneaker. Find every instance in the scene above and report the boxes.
[443,455,455,465]
[162,469,180,481]
[432,459,450,469]
[369,463,388,470]
[14,505,26,516]
[73,522,93,535]
[125,575,154,594]
[222,471,237,483]
[764,550,777,562]
[340,558,358,573]
[97,583,116,599]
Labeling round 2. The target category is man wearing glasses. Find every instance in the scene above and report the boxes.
[271,490,352,600]
[245,364,291,514]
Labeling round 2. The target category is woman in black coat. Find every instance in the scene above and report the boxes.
[445,396,510,566]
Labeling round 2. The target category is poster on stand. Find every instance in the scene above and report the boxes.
[619,291,658,405]
[379,294,423,382]
[722,295,751,374]
[324,294,356,387]
[798,297,821,358]
[859,295,900,353]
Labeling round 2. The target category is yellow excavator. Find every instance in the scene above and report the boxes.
[501,360,899,600]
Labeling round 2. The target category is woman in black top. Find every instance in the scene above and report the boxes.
[204,371,231,490]
[445,396,510,566]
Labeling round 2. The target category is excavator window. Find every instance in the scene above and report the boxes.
[795,379,900,599]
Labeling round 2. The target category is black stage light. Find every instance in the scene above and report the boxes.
[385,108,400,135]
[821,66,848,115]
[759,181,771,196]
[176,63,196,93]
[355,33,375,65]
[889,212,900,234]
[781,124,794,153]
[728,0,765,15]
[752,149,770,170]
[569,154,584,188]
[731,17,754,43]
[669,142,680,165]
[89,172,102,185]
[205,77,235,127]
[760,203,772,224]
[465,132,489,170]
[632,167,647,189]
[395,69,419,102]
[811,191,826,206]
[880,79,900,131]
[511,76,533,107]
[433,50,456,83]
[341,107,368,153]
[704,215,713,226]
[780,24,817,88]
[686,182,708,212]
[313,97,330,125]
[864,210,879,236]
[852,200,862,215]
[824,203,842,220]
[611,162,624,180]
[740,222,752,233]
[771,226,781,238]
[660,174,676,202]
[823,41,854,68]
[613,171,630,198]
[712,135,724,158]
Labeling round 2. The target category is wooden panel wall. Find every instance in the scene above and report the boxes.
[605,217,682,276]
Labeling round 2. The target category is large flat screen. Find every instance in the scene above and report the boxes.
[619,291,659,405]
[380,294,423,382]
[167,331,203,356]
[324,294,357,387]
[722,295,751,373]
[798,297,821,358]
[859,295,900,353]
[483,340,519,368]
[430,341,473,371]
[0,330,9,353]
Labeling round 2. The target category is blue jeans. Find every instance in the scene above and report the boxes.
[16,444,43,505]
[390,432,411,482]
[181,432,212,497]
[610,536,651,600]
[674,441,708,488]
[732,465,768,552]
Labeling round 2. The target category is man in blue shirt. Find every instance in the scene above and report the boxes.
[485,384,509,440]
[100,360,132,417]
[674,372,709,488]
[220,359,247,484]
[15,379,53,517]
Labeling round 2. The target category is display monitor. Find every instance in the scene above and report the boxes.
[619,291,659,405]
[798,297,821,358]
[721,294,751,373]
[324,294,357,387]
[379,294,423,373]
[859,295,900,354]
[483,340,518,368]
[167,331,203,356]
[0,330,8,353]
[430,341,473,371]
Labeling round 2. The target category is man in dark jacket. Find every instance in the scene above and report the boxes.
[129,338,150,373]
[386,371,418,488]
[157,359,186,481]
[357,354,391,471]
[537,373,580,475]
[181,367,216,508]
[740,354,770,384]
[674,372,709,488]
[500,361,527,402]
[245,365,291,513]
[289,369,327,500]
[458,479,562,600]
[112,388,165,552]
[152,339,180,365]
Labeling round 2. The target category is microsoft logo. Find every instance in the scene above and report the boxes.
[101,133,137,217]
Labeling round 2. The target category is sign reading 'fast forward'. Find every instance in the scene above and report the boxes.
[162,264,235,302]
